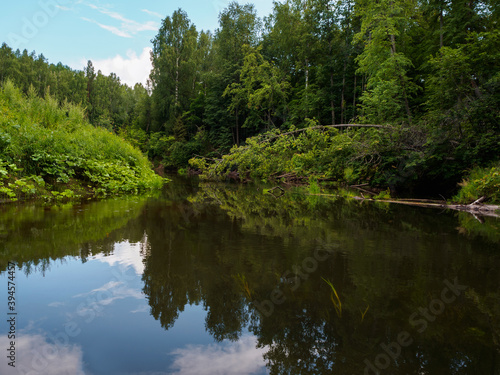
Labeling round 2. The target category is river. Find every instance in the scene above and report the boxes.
[1,176,499,374]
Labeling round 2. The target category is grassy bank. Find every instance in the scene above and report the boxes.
[0,80,165,203]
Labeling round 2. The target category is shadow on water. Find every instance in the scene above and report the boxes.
[1,175,499,374]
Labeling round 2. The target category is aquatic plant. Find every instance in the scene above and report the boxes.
[233,273,253,300]
[322,277,342,318]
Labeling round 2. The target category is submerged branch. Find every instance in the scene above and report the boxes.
[306,193,500,218]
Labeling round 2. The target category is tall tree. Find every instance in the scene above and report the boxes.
[224,46,290,131]
[207,2,261,146]
[150,9,199,133]
[84,60,97,124]
[354,0,419,124]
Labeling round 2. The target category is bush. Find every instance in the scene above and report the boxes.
[454,163,500,204]
[189,126,407,185]
[0,80,164,202]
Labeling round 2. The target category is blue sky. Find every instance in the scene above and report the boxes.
[1,0,275,86]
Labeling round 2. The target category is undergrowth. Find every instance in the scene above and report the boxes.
[0,80,165,203]
[454,163,500,204]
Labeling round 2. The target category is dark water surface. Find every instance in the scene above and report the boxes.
[1,177,499,375]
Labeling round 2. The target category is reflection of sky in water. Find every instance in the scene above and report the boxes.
[169,336,267,375]
[0,241,267,375]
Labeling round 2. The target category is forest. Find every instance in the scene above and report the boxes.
[0,0,499,202]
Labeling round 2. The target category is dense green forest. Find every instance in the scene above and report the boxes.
[1,0,499,201]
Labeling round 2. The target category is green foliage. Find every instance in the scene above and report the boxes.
[147,133,176,161]
[1,0,499,199]
[373,189,391,200]
[0,44,137,131]
[150,9,199,129]
[354,0,419,124]
[224,45,290,130]
[454,163,500,204]
[190,126,399,184]
[307,177,321,195]
[0,80,164,202]
[0,195,149,269]
[322,277,342,318]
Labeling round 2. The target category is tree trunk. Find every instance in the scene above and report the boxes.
[305,60,309,91]
[330,72,336,125]
[235,107,239,146]
[390,34,396,55]
[175,56,179,109]
[329,40,336,125]
[341,58,347,124]
[439,4,444,49]
[352,73,357,119]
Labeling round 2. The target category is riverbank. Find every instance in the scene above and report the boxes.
[188,126,500,207]
[0,81,165,204]
[303,192,500,218]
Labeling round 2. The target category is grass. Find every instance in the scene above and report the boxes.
[0,80,165,203]
[233,273,253,300]
[322,277,342,318]
[454,163,500,205]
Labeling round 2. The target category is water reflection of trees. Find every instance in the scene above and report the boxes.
[2,180,499,374]
[140,183,500,374]
[0,196,148,274]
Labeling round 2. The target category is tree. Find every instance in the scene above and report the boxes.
[354,0,419,124]
[224,46,290,131]
[203,2,261,147]
[84,60,97,124]
[150,9,199,133]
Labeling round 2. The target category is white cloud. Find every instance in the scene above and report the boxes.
[0,334,85,375]
[169,335,267,375]
[73,280,123,297]
[56,5,72,11]
[81,16,132,38]
[131,305,150,314]
[48,301,66,308]
[84,3,158,38]
[142,9,163,19]
[82,47,152,87]
[94,240,148,275]
[73,279,143,305]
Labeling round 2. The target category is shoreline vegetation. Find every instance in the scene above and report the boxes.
[306,193,500,218]
[0,80,166,204]
[1,1,499,207]
[188,125,500,209]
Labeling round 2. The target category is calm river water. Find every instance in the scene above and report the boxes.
[1,177,499,375]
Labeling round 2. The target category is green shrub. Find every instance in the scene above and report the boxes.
[189,127,387,184]
[454,163,500,204]
[0,80,165,202]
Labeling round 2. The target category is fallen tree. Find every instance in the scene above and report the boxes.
[306,193,500,218]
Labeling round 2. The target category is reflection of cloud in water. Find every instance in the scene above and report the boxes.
[73,280,143,305]
[0,334,85,375]
[48,301,65,308]
[131,305,149,314]
[170,335,267,375]
[93,239,147,275]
